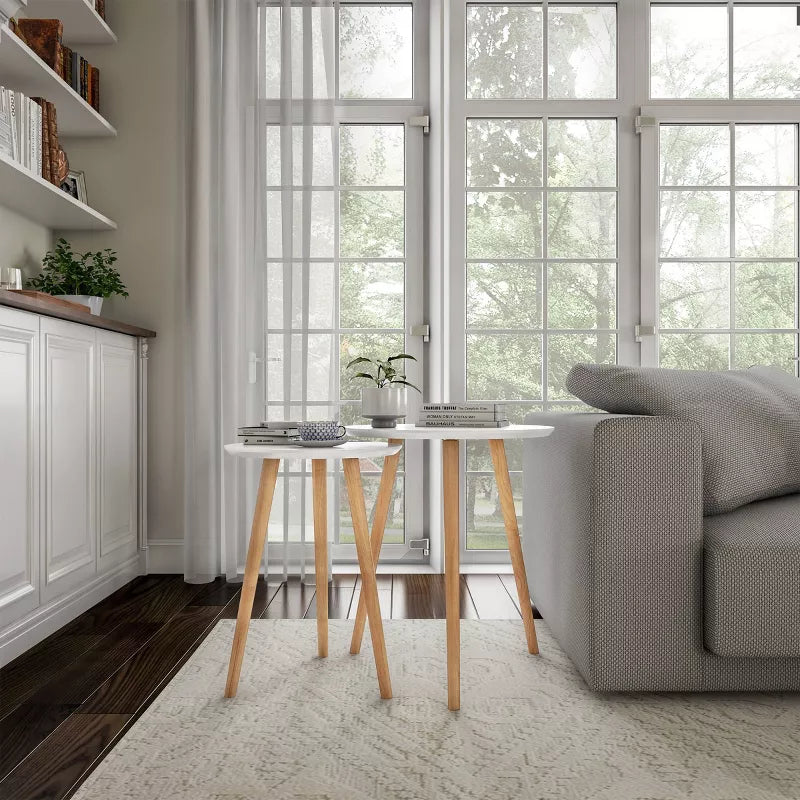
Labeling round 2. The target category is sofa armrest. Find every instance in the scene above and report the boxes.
[523,412,704,691]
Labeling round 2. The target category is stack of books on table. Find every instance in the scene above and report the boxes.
[237,421,300,445]
[417,403,510,428]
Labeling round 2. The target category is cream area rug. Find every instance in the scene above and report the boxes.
[73,620,800,800]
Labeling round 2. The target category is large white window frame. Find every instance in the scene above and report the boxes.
[442,0,640,564]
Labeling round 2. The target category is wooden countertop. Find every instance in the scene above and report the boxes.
[0,290,157,338]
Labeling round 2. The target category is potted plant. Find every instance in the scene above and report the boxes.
[26,238,127,315]
[346,353,420,428]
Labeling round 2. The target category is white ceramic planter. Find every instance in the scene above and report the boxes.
[360,386,408,428]
[56,294,103,315]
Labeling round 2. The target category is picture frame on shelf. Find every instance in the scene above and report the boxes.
[60,169,87,204]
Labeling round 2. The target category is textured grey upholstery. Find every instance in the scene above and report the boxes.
[524,412,800,692]
[705,494,800,658]
[566,363,800,515]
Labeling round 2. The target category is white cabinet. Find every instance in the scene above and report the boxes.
[0,307,145,666]
[0,308,39,629]
[97,331,138,572]
[40,317,97,603]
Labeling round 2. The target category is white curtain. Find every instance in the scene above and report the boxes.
[183,0,259,582]
[183,0,337,582]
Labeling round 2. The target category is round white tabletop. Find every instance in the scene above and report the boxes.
[346,423,554,441]
[224,441,402,460]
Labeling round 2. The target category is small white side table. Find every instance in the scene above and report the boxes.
[223,441,402,700]
[347,424,554,710]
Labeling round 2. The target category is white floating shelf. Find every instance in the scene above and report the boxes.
[0,26,115,136]
[24,0,116,45]
[0,152,116,230]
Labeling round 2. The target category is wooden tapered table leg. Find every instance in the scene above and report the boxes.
[350,438,402,655]
[489,439,539,655]
[343,457,392,699]
[311,459,328,658]
[442,439,461,711]
[225,458,280,697]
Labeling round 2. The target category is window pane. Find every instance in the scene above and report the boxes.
[548,119,616,187]
[466,473,522,550]
[660,333,729,370]
[267,190,335,259]
[548,333,616,399]
[266,125,334,187]
[466,4,543,98]
[548,5,616,99]
[735,191,796,259]
[467,262,542,329]
[262,6,335,99]
[660,263,729,330]
[340,125,404,187]
[339,5,413,98]
[340,190,404,258]
[660,125,729,187]
[735,262,797,330]
[466,333,542,400]
[340,332,404,400]
[650,6,728,99]
[267,262,336,330]
[340,262,404,329]
[548,262,616,329]
[734,334,796,371]
[547,191,616,258]
[733,6,800,99]
[466,119,543,187]
[340,474,404,544]
[467,191,543,258]
[660,190,730,258]
[735,125,797,187]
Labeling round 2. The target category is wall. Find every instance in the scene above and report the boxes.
[0,207,51,280]
[61,0,185,570]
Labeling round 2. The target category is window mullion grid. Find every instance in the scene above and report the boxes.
[333,119,342,548]
[727,0,734,100]
[542,115,550,410]
[542,0,549,102]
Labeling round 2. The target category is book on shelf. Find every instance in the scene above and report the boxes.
[11,19,101,113]
[0,89,47,179]
[95,0,106,21]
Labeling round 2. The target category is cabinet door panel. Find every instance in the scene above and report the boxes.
[0,309,39,626]
[41,319,96,602]
[98,332,137,570]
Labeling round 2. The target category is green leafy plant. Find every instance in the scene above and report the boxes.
[26,238,128,299]
[346,353,420,391]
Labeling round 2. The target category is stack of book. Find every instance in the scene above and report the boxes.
[0,88,61,184]
[10,18,101,112]
[237,421,300,445]
[417,403,510,428]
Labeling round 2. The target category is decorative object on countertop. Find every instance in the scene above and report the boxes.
[26,237,127,315]
[0,266,22,290]
[347,352,420,428]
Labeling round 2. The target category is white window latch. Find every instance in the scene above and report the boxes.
[248,351,264,384]
[635,325,656,343]
[411,323,430,342]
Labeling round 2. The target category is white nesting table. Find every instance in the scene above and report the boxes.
[223,441,402,700]
[347,424,554,710]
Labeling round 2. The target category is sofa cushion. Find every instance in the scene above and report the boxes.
[566,364,800,515]
[704,494,800,658]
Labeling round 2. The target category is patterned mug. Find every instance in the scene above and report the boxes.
[297,420,347,442]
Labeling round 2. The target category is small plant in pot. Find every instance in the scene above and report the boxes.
[26,238,127,316]
[347,353,420,428]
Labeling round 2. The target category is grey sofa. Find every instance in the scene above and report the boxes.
[522,412,800,692]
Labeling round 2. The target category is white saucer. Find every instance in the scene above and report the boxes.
[294,435,350,447]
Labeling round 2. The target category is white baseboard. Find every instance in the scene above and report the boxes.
[145,538,183,574]
[0,554,142,668]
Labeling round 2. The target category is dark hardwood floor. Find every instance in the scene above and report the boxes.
[0,572,529,800]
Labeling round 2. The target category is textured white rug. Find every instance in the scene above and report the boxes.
[73,620,800,800]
